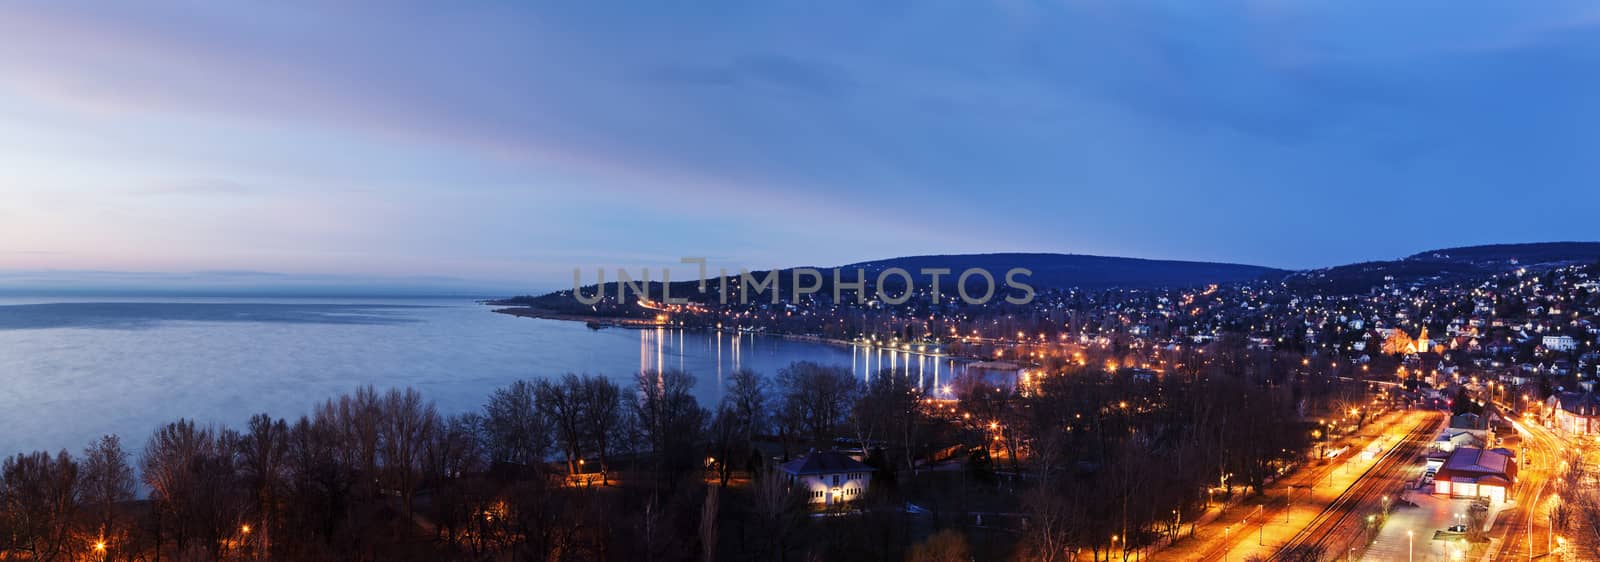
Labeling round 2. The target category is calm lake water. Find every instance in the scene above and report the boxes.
[0,297,965,456]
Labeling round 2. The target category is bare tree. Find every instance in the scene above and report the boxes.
[707,405,743,487]
[1020,482,1087,562]
[425,413,486,482]
[285,413,354,551]
[537,374,587,476]
[379,387,437,525]
[142,420,212,555]
[776,362,858,445]
[332,386,384,498]
[952,370,1022,473]
[581,375,624,483]
[422,413,488,548]
[0,450,79,561]
[81,435,135,551]
[726,368,768,442]
[852,368,926,477]
[632,369,707,487]
[483,380,550,466]
[239,413,289,556]
[750,470,804,562]
[141,420,242,560]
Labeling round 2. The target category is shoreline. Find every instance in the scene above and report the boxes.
[491,306,663,327]
[491,306,971,362]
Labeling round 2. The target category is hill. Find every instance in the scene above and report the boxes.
[839,253,1283,290]
[494,253,1284,315]
[1286,242,1600,294]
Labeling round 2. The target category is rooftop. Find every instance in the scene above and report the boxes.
[778,451,875,476]
[1440,447,1514,476]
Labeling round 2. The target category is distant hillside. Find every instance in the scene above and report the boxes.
[495,253,1283,314]
[840,253,1283,290]
[1403,242,1600,263]
[500,243,1600,313]
[499,251,1286,312]
[1286,242,1600,294]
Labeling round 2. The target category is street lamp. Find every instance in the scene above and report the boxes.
[1286,486,1293,523]
[1224,526,1231,562]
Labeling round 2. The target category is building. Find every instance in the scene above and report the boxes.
[1548,391,1600,435]
[1544,335,1579,352]
[778,451,875,507]
[1433,428,1479,453]
[1450,412,1486,430]
[1433,447,1517,504]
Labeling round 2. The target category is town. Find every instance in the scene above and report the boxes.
[483,244,1600,560]
[4,1,1598,560]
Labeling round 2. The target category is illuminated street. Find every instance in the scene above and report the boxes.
[1157,409,1442,561]
[1482,416,1568,561]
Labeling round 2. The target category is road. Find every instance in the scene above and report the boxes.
[1485,416,1565,561]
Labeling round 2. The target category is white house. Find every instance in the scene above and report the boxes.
[1548,391,1600,435]
[1544,335,1578,352]
[779,451,875,507]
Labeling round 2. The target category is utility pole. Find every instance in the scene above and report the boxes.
[1286,486,1294,523]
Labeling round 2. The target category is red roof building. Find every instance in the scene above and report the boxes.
[1433,447,1517,504]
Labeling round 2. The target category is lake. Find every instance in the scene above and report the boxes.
[0,297,966,456]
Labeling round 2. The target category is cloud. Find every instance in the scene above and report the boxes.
[134,179,257,197]
[648,54,854,96]
[1,1,1598,277]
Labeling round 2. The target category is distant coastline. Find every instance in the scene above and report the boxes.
[491,306,964,363]
[491,306,662,327]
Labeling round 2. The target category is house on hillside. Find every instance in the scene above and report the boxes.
[1544,335,1578,352]
[779,451,875,507]
[1547,391,1600,435]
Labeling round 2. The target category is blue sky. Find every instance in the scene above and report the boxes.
[2,1,1598,292]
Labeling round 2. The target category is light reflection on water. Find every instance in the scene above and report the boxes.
[637,326,967,399]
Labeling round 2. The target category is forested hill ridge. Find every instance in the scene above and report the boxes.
[493,243,1600,322]
[492,253,1285,314]
[840,253,1284,290]
[1283,242,1600,294]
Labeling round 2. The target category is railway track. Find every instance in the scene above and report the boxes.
[1187,412,1416,561]
[1269,412,1442,561]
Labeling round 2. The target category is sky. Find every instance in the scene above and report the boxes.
[2,1,1598,293]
